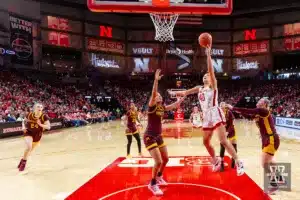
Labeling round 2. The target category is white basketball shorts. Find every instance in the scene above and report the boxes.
[202,107,226,131]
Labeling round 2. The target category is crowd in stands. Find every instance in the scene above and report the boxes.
[1,70,299,126]
[104,77,300,119]
[0,71,114,125]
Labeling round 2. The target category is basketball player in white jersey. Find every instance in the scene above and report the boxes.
[174,46,244,176]
[189,106,202,128]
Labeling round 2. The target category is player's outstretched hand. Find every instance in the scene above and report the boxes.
[174,91,186,97]
[155,69,163,81]
[226,104,233,110]
[36,119,42,127]
[177,96,186,104]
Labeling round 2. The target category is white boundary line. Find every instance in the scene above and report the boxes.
[98,182,241,200]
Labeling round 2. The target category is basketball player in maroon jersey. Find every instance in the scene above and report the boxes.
[227,98,280,194]
[145,69,184,196]
[174,46,244,176]
[220,102,237,171]
[18,103,51,171]
[124,102,142,158]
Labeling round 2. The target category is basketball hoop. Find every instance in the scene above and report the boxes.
[150,13,179,42]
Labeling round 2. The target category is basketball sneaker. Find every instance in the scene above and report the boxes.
[18,160,27,172]
[157,176,168,186]
[148,184,163,196]
[126,154,132,159]
[212,157,221,172]
[220,161,225,172]
[17,159,24,169]
[236,161,245,176]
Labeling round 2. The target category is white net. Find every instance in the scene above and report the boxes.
[149,13,179,42]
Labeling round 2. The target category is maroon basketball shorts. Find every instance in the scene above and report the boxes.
[262,133,280,156]
[125,125,138,135]
[227,130,236,141]
[24,130,42,143]
[143,134,165,150]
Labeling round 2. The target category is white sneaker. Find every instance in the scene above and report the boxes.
[157,176,168,186]
[236,161,245,176]
[212,157,221,172]
[148,184,163,196]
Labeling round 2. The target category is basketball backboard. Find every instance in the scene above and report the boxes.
[87,0,232,15]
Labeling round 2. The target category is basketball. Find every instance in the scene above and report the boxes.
[198,33,212,48]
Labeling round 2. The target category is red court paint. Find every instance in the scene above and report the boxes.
[162,127,192,138]
[66,156,271,200]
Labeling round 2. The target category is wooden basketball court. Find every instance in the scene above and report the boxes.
[0,120,298,200]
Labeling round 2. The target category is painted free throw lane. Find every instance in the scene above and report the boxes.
[66,156,271,200]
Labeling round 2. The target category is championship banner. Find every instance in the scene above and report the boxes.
[9,15,33,65]
[0,119,63,138]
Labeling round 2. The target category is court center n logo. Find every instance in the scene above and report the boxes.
[264,163,291,191]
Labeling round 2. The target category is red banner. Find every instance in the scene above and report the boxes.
[48,16,69,31]
[48,32,70,47]
[284,37,300,50]
[87,38,124,54]
[234,41,268,55]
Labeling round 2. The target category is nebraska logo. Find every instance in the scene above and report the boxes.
[118,156,213,168]
[3,126,22,134]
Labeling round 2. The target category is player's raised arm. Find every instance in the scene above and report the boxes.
[206,47,217,90]
[227,105,268,117]
[149,69,163,107]
[165,97,185,111]
[173,85,201,97]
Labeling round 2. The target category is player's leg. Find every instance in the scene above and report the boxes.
[157,145,169,186]
[203,130,221,171]
[126,134,133,158]
[133,132,142,156]
[18,136,33,171]
[215,125,244,176]
[262,135,280,194]
[262,152,278,194]
[219,140,226,172]
[230,137,237,168]
[148,147,163,195]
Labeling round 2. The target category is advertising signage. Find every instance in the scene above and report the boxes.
[128,43,160,55]
[87,53,125,74]
[87,38,125,54]
[9,15,33,65]
[234,41,269,55]
[199,44,231,57]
